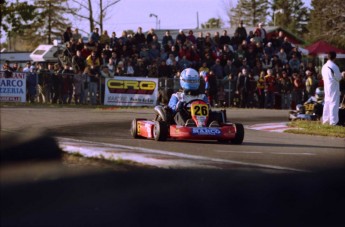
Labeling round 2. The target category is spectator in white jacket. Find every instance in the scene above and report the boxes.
[321,51,342,125]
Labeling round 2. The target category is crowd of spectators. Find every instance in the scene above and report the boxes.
[2,23,345,108]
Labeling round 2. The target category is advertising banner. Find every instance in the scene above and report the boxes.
[0,72,26,103]
[104,77,158,106]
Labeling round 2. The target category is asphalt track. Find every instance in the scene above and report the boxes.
[1,107,345,226]
[1,107,344,172]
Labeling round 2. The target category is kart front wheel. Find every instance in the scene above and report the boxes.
[131,118,145,139]
[153,121,168,141]
[231,123,244,145]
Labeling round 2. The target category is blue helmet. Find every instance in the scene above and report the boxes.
[180,68,200,91]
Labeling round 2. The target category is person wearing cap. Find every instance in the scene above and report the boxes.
[321,51,342,126]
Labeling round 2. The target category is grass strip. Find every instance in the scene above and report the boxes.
[287,120,345,138]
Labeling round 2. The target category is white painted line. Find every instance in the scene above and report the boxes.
[270,152,316,156]
[215,150,263,154]
[57,137,308,172]
[216,150,315,156]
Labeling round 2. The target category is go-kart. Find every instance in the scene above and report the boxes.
[288,102,323,121]
[131,99,244,144]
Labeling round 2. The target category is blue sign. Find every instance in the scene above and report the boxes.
[192,128,221,136]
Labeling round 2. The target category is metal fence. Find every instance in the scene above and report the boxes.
[1,70,310,109]
[1,70,238,106]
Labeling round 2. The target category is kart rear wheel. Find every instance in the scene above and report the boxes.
[153,121,168,141]
[231,123,244,145]
[131,118,146,139]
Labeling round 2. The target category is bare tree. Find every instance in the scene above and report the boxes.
[68,0,120,34]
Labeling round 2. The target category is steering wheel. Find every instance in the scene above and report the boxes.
[180,99,208,111]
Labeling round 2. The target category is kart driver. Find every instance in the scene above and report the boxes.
[168,68,218,126]
[305,87,324,105]
[303,87,324,117]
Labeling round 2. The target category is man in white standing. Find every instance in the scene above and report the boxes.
[321,51,342,125]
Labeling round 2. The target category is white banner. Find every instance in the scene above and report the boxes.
[0,73,26,103]
[104,77,158,106]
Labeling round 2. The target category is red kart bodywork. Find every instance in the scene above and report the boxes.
[131,100,244,144]
[134,120,239,141]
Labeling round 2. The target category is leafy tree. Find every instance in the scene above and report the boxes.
[1,0,38,35]
[1,0,40,49]
[229,0,269,27]
[33,0,75,44]
[1,0,75,49]
[269,0,309,36]
[201,18,222,29]
[307,0,345,49]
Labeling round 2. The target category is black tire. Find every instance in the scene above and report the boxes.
[153,121,168,141]
[131,118,146,139]
[231,123,244,145]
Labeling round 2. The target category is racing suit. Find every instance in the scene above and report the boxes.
[321,60,342,125]
[168,91,209,126]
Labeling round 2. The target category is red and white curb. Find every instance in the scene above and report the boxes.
[247,122,293,133]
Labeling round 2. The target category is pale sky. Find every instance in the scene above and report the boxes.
[73,0,311,36]
[2,0,311,42]
[72,0,231,36]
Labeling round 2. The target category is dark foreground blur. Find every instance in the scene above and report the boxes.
[1,129,344,227]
